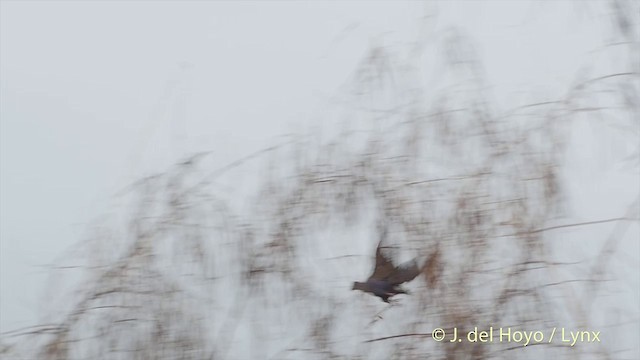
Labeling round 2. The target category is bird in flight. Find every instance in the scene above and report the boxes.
[352,228,422,303]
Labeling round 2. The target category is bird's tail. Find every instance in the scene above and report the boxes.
[394,286,410,295]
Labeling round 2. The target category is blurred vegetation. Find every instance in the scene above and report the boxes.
[2,1,638,359]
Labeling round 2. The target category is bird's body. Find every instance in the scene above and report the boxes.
[352,229,422,303]
[352,279,408,303]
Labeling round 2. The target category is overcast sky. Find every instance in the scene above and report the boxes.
[1,0,637,342]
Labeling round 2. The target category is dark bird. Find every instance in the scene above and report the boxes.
[352,229,422,303]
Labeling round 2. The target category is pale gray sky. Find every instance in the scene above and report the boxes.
[1,2,637,353]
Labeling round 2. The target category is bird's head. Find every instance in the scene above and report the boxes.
[352,281,367,291]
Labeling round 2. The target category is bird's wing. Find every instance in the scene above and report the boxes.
[386,259,421,285]
[368,241,396,281]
